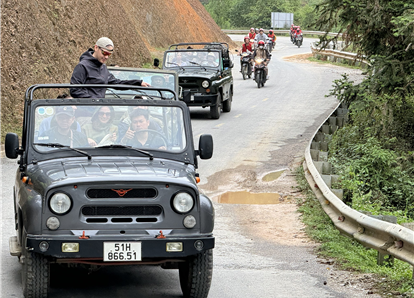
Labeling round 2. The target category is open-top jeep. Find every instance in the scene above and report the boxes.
[162,42,234,119]
[5,82,214,298]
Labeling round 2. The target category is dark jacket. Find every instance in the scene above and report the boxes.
[70,49,143,98]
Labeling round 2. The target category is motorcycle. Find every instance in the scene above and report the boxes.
[296,35,303,48]
[240,51,252,80]
[253,58,267,88]
[265,38,273,52]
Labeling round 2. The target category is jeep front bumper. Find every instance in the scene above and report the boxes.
[181,90,218,107]
[25,234,214,261]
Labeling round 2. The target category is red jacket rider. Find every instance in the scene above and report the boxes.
[248,28,256,40]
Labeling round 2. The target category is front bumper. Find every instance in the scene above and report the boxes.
[181,90,218,107]
[26,234,214,260]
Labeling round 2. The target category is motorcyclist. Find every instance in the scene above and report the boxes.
[252,40,271,79]
[290,24,295,41]
[254,28,268,43]
[293,26,303,43]
[254,28,268,49]
[239,36,253,72]
[248,28,256,40]
[267,29,276,50]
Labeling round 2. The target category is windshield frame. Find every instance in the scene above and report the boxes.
[25,96,195,165]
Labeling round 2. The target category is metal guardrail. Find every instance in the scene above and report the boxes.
[310,42,370,67]
[303,102,414,274]
[222,29,340,37]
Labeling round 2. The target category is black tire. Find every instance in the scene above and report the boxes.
[222,89,232,113]
[210,93,221,119]
[256,71,261,88]
[179,249,213,298]
[22,250,49,298]
[242,64,247,80]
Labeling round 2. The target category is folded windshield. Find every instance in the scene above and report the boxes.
[33,104,186,153]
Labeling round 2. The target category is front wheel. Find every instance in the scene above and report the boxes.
[256,70,262,88]
[210,93,221,119]
[222,89,232,113]
[179,249,213,298]
[242,64,247,80]
[22,250,49,298]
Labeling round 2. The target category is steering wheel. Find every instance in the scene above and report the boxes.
[133,129,168,149]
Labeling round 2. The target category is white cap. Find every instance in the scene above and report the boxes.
[95,37,114,50]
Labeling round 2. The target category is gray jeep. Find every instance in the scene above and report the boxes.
[5,83,214,298]
[162,42,234,119]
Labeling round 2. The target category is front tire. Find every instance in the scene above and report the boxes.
[179,249,213,298]
[256,71,261,88]
[222,89,232,113]
[242,64,247,80]
[22,250,49,298]
[210,93,221,119]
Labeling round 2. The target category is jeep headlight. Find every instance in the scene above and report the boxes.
[202,80,209,89]
[50,192,72,214]
[172,192,194,213]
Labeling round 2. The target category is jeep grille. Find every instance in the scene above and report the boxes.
[87,188,157,199]
[82,206,162,216]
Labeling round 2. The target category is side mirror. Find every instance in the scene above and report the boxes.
[5,133,20,159]
[153,58,160,68]
[198,134,213,160]
[235,49,239,52]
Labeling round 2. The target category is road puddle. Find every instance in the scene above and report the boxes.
[262,170,284,182]
[215,191,281,204]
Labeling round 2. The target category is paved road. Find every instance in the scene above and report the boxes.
[1,36,372,297]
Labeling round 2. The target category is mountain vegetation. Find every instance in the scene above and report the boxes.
[203,0,323,29]
[314,0,414,220]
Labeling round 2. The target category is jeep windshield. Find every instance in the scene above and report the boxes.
[107,67,178,99]
[33,104,187,153]
[164,50,221,70]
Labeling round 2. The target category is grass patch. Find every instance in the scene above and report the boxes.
[308,56,363,70]
[295,165,414,297]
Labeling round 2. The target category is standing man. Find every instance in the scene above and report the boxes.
[70,37,149,98]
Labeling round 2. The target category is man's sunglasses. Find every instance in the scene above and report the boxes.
[99,47,112,57]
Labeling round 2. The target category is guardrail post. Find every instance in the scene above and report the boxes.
[371,215,398,267]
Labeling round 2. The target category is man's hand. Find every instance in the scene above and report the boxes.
[88,138,97,147]
[141,82,150,87]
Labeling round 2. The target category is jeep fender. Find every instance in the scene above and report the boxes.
[199,194,215,233]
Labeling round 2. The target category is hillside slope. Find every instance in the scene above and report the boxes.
[1,0,234,136]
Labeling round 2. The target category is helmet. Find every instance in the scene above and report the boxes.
[259,28,264,32]
[269,30,273,33]
[244,36,250,41]
[250,27,254,30]
[258,40,265,45]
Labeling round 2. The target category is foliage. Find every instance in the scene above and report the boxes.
[311,0,414,216]
[295,166,414,297]
[204,0,323,29]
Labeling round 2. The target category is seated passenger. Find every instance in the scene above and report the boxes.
[203,54,218,67]
[39,106,89,147]
[151,75,166,88]
[120,109,166,149]
[117,106,163,142]
[38,95,82,136]
[81,106,118,146]
[172,53,187,66]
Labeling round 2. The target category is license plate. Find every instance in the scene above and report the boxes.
[103,242,141,262]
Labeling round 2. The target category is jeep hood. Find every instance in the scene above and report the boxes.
[27,157,197,194]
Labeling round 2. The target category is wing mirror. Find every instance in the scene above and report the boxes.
[5,133,20,159]
[198,134,213,160]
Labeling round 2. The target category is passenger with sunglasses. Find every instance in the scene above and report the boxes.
[81,106,118,147]
[70,37,149,98]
